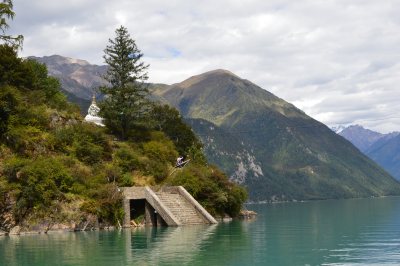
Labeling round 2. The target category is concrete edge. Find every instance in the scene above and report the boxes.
[144,186,181,226]
[177,186,218,224]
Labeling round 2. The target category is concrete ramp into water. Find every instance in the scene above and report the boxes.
[122,186,217,227]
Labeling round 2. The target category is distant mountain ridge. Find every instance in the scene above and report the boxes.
[337,125,387,152]
[151,70,400,201]
[31,55,400,202]
[336,125,400,180]
[367,135,400,180]
[29,55,107,100]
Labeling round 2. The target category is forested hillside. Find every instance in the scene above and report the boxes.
[0,44,246,232]
[30,55,400,202]
[153,70,400,201]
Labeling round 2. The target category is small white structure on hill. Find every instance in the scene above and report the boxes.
[84,95,104,126]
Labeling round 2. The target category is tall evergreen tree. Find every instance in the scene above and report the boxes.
[99,26,150,140]
[0,0,23,49]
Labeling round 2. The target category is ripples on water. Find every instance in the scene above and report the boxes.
[1,197,400,266]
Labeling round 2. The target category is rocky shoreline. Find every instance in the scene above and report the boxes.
[1,209,257,237]
[0,223,118,236]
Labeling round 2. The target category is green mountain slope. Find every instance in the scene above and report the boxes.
[153,70,400,201]
[30,56,400,202]
[185,118,263,185]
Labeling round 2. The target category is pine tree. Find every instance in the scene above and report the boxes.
[99,26,151,140]
[0,0,23,49]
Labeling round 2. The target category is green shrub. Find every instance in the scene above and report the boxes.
[168,165,247,217]
[120,172,134,187]
[53,123,112,163]
[151,104,203,156]
[86,183,124,225]
[19,104,50,129]
[141,157,169,182]
[114,145,140,172]
[8,157,74,221]
[0,85,22,137]
[73,139,104,164]
[142,138,178,164]
[169,169,203,197]
[3,156,28,182]
[0,45,31,89]
[6,125,53,155]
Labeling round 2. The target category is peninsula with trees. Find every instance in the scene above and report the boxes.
[0,1,246,234]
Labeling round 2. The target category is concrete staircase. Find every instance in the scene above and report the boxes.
[122,186,217,226]
[156,191,205,225]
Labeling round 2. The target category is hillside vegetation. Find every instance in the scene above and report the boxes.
[0,45,246,232]
[29,55,400,202]
[153,70,400,201]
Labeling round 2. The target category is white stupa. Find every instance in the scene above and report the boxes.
[84,95,104,126]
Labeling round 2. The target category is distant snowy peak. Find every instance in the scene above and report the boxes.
[331,125,348,133]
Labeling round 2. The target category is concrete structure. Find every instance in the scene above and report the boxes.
[121,186,218,227]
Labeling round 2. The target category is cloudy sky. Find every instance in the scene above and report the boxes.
[10,0,400,132]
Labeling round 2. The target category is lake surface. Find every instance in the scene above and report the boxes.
[1,197,400,265]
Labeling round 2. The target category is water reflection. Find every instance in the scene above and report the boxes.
[127,225,217,265]
[2,197,400,266]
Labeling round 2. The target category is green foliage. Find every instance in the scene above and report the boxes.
[0,0,23,49]
[53,123,111,164]
[167,164,247,217]
[0,45,69,106]
[0,38,248,229]
[114,144,140,172]
[5,157,74,222]
[141,157,169,182]
[0,45,28,88]
[99,26,151,140]
[24,59,68,109]
[2,155,27,182]
[0,85,21,137]
[74,140,105,165]
[157,70,400,202]
[151,104,205,162]
[5,125,52,155]
[142,134,178,164]
[85,183,124,225]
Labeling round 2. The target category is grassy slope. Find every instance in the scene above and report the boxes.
[153,70,400,201]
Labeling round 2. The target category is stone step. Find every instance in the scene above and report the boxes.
[156,192,205,224]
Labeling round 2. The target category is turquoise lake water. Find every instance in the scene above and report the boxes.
[1,197,400,265]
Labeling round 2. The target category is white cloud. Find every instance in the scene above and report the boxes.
[9,0,400,133]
